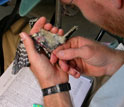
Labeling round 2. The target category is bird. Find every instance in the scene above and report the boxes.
[12,17,78,74]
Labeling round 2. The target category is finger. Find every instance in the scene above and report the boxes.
[20,32,39,63]
[56,46,95,60]
[56,48,79,60]
[50,27,59,34]
[58,58,81,78]
[59,60,69,72]
[51,40,71,64]
[30,17,47,35]
[51,44,67,64]
[44,23,52,31]
[50,53,58,64]
[67,67,81,78]
[74,72,81,78]
[58,29,64,36]
[74,58,83,71]
[53,42,71,55]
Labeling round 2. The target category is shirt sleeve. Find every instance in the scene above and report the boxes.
[89,65,124,107]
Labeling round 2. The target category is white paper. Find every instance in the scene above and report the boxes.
[116,43,124,50]
[69,76,92,107]
[0,63,92,107]
[0,64,43,107]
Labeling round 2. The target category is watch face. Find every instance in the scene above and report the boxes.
[47,87,58,95]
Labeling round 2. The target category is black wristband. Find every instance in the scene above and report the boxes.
[42,82,71,96]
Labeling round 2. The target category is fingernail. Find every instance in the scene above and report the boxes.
[19,32,26,41]
[57,51,64,57]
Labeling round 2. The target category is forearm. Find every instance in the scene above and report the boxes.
[44,92,73,107]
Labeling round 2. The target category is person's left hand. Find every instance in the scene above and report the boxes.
[19,17,68,88]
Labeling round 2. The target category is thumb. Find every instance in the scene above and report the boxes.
[56,45,95,60]
[19,32,39,62]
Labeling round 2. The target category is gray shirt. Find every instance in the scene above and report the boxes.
[89,65,124,107]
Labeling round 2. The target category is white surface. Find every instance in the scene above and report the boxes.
[116,43,124,50]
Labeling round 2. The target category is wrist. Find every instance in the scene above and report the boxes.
[40,81,60,89]
[106,50,124,75]
[38,78,68,89]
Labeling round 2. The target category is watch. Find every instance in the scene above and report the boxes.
[42,82,71,96]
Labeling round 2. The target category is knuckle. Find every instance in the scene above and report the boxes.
[77,36,82,39]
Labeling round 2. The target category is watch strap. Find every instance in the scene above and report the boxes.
[42,82,71,96]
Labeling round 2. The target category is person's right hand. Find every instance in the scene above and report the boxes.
[50,36,124,78]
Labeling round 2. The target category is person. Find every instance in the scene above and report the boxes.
[19,0,124,107]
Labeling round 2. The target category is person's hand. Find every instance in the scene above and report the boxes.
[50,36,124,78]
[19,17,68,88]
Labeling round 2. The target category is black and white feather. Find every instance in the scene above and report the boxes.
[12,17,40,74]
